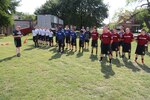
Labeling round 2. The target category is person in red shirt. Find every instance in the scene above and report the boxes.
[111,28,120,58]
[99,26,113,65]
[135,29,150,64]
[122,28,134,60]
[91,26,99,55]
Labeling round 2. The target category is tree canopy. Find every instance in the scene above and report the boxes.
[35,0,108,28]
[0,0,20,27]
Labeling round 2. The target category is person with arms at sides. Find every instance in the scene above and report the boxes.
[38,28,42,46]
[32,28,38,48]
[79,29,85,53]
[122,28,134,60]
[99,26,113,65]
[91,26,99,55]
[118,27,125,56]
[70,27,77,51]
[135,29,150,64]
[35,27,39,47]
[84,27,91,50]
[13,26,23,57]
[56,26,65,54]
[49,29,54,47]
[45,28,50,47]
[111,28,120,58]
[41,28,46,46]
[64,25,71,50]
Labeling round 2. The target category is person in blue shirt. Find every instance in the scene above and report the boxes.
[70,27,77,51]
[64,25,71,50]
[56,26,65,53]
[79,29,85,53]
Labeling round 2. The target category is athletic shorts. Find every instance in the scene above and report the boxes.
[135,45,145,55]
[79,40,84,47]
[38,35,41,40]
[122,43,131,53]
[46,36,49,41]
[66,36,71,43]
[101,43,111,55]
[91,40,98,47]
[111,42,119,51]
[119,41,123,46]
[49,37,53,42]
[71,39,76,46]
[85,39,89,43]
[14,38,22,47]
[33,36,37,42]
[58,40,65,47]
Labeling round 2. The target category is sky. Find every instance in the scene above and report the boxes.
[16,0,128,24]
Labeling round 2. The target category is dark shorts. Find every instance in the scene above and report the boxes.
[46,36,49,41]
[85,39,89,43]
[79,40,84,47]
[14,39,22,47]
[119,41,123,46]
[33,36,37,42]
[49,37,53,42]
[71,39,76,46]
[135,45,145,55]
[66,36,71,43]
[123,43,131,53]
[41,36,45,41]
[101,43,111,55]
[111,42,119,51]
[92,40,98,47]
[38,35,41,40]
[58,40,65,47]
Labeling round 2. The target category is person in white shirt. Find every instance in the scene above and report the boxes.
[49,29,54,47]
[32,29,38,47]
[45,28,50,46]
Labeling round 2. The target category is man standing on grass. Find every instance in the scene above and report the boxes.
[122,28,134,60]
[84,27,91,50]
[91,26,99,55]
[118,27,124,56]
[99,26,113,65]
[135,29,150,64]
[64,25,71,50]
[13,26,23,57]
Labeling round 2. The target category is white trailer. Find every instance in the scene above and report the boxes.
[37,15,64,29]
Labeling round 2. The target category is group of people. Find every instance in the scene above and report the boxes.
[13,25,150,65]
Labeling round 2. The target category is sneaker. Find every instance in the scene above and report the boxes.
[99,60,102,63]
[17,53,21,57]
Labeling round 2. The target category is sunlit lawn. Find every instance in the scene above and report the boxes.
[0,35,150,100]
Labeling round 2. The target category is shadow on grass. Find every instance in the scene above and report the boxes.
[112,58,124,67]
[24,44,35,51]
[0,55,16,63]
[123,57,140,72]
[89,54,98,62]
[66,51,75,56]
[76,52,83,58]
[146,52,150,56]
[137,63,150,73]
[49,53,62,60]
[100,57,115,79]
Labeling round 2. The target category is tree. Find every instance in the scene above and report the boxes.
[126,0,150,32]
[35,0,108,28]
[0,0,20,27]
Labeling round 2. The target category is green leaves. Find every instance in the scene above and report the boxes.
[0,0,19,27]
[35,0,108,27]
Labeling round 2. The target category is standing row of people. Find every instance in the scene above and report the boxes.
[31,25,150,65]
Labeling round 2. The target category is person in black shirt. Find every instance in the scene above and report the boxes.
[13,26,23,57]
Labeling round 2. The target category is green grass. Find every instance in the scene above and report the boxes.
[0,35,150,100]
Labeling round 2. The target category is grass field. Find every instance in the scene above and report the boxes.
[0,35,150,100]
